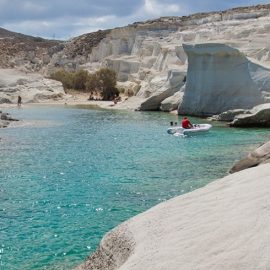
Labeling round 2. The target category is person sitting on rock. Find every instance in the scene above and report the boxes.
[182,117,193,129]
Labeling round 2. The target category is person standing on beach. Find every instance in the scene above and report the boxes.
[17,96,22,106]
[182,117,193,129]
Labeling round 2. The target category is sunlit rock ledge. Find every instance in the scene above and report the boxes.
[0,69,65,104]
[74,163,270,270]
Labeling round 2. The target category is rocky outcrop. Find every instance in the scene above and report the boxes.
[230,141,270,173]
[160,89,184,112]
[74,164,270,270]
[0,111,18,128]
[138,70,185,111]
[209,109,248,122]
[0,27,63,72]
[230,103,270,127]
[0,69,65,104]
[74,224,134,270]
[178,43,270,116]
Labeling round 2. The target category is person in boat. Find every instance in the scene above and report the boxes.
[182,117,193,129]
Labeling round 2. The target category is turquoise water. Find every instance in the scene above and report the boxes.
[0,106,269,270]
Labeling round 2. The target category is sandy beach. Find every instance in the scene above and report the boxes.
[0,93,145,112]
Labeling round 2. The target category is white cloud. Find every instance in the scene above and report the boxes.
[22,1,47,13]
[0,0,268,39]
[143,0,181,16]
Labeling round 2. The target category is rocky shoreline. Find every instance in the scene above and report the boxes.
[0,110,18,128]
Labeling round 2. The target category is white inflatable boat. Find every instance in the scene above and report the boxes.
[167,124,212,136]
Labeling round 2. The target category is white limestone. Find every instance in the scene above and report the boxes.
[4,5,270,112]
[138,70,185,111]
[75,164,270,270]
[230,103,270,127]
[0,69,65,104]
[230,141,270,173]
[178,43,270,115]
[71,5,270,112]
[160,88,184,112]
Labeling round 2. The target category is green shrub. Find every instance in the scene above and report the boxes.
[50,67,119,100]
[95,68,119,100]
[50,70,74,89]
[85,73,98,93]
[73,70,89,91]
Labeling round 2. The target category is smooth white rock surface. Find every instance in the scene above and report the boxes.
[230,103,270,127]
[178,43,270,115]
[75,164,270,270]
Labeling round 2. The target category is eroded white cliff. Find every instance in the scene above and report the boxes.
[178,43,270,115]
[55,4,270,113]
[0,69,65,104]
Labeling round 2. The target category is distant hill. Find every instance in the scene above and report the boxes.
[0,27,63,69]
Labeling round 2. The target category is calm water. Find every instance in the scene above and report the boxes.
[0,106,269,270]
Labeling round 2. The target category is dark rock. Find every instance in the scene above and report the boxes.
[0,98,12,104]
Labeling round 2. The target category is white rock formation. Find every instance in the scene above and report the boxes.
[55,4,270,112]
[8,4,263,111]
[178,43,270,115]
[230,141,270,173]
[209,109,248,122]
[138,70,185,111]
[0,69,65,104]
[160,89,184,112]
[75,164,270,270]
[230,103,270,127]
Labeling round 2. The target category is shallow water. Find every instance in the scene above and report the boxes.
[0,106,269,270]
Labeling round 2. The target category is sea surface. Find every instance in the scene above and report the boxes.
[0,105,269,270]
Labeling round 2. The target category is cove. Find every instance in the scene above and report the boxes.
[0,106,269,270]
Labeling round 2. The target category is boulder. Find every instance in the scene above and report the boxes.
[230,103,270,127]
[139,70,185,111]
[230,141,270,173]
[178,43,270,116]
[160,86,184,112]
[0,112,17,121]
[210,109,248,121]
[0,111,18,128]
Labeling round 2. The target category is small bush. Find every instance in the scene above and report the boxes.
[50,67,119,100]
[50,70,74,89]
[73,70,89,91]
[95,68,119,100]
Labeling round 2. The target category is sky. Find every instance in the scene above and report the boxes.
[0,0,269,40]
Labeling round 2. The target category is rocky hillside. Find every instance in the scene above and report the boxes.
[0,27,63,71]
